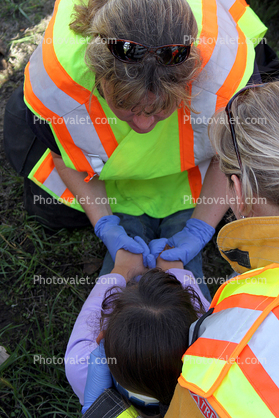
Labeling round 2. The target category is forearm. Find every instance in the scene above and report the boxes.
[110,249,148,282]
[51,151,112,226]
[191,157,229,228]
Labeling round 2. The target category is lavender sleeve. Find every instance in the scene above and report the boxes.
[64,273,126,405]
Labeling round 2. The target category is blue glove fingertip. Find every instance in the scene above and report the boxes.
[147,254,156,269]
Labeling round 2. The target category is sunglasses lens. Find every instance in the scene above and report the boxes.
[107,39,191,66]
[110,41,147,62]
[156,46,190,65]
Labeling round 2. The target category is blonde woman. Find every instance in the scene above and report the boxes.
[166,81,279,418]
[4,0,266,297]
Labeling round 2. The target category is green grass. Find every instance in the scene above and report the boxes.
[0,0,47,25]
[0,219,104,417]
[0,168,104,417]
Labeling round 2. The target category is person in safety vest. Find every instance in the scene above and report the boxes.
[65,242,210,416]
[165,81,279,418]
[3,0,266,300]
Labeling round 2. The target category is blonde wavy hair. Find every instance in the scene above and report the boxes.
[209,81,279,214]
[70,0,201,115]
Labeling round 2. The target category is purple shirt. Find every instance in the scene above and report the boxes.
[65,269,210,405]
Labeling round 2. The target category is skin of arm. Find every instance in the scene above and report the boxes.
[111,248,184,282]
[156,257,183,270]
[191,157,229,228]
[51,151,112,227]
[110,250,147,282]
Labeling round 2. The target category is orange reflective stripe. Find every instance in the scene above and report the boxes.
[209,295,279,396]
[40,1,119,170]
[24,62,56,121]
[213,294,275,314]
[188,166,203,203]
[183,294,279,398]
[239,0,248,7]
[61,188,75,202]
[185,338,237,360]
[229,0,246,22]
[271,305,279,321]
[42,1,90,103]
[178,95,194,171]
[85,98,118,158]
[198,0,218,69]
[215,26,247,109]
[33,151,54,183]
[25,64,94,176]
[238,345,279,417]
[211,264,279,309]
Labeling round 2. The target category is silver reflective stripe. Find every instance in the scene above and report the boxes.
[248,311,279,387]
[191,0,250,166]
[197,308,262,344]
[196,14,239,94]
[43,167,67,196]
[28,42,109,172]
[191,87,217,166]
[84,154,105,175]
[219,0,236,9]
[189,319,198,346]
[29,42,80,116]
[64,104,109,161]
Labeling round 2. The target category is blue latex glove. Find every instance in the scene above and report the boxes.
[82,340,112,414]
[159,218,215,265]
[148,238,168,262]
[134,236,156,269]
[94,215,144,262]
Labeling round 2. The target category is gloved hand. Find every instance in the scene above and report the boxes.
[148,238,168,262]
[134,236,156,269]
[94,215,144,262]
[158,218,215,265]
[81,340,112,414]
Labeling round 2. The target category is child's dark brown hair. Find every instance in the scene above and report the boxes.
[100,268,206,406]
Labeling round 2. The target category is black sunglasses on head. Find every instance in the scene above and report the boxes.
[104,38,192,66]
[225,83,266,171]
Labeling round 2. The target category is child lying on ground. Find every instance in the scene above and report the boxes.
[65,237,210,415]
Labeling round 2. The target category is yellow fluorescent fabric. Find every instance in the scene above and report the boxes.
[216,268,279,304]
[182,356,226,393]
[238,7,267,46]
[215,363,275,418]
[24,0,267,217]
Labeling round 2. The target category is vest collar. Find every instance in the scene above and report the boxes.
[217,216,279,273]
